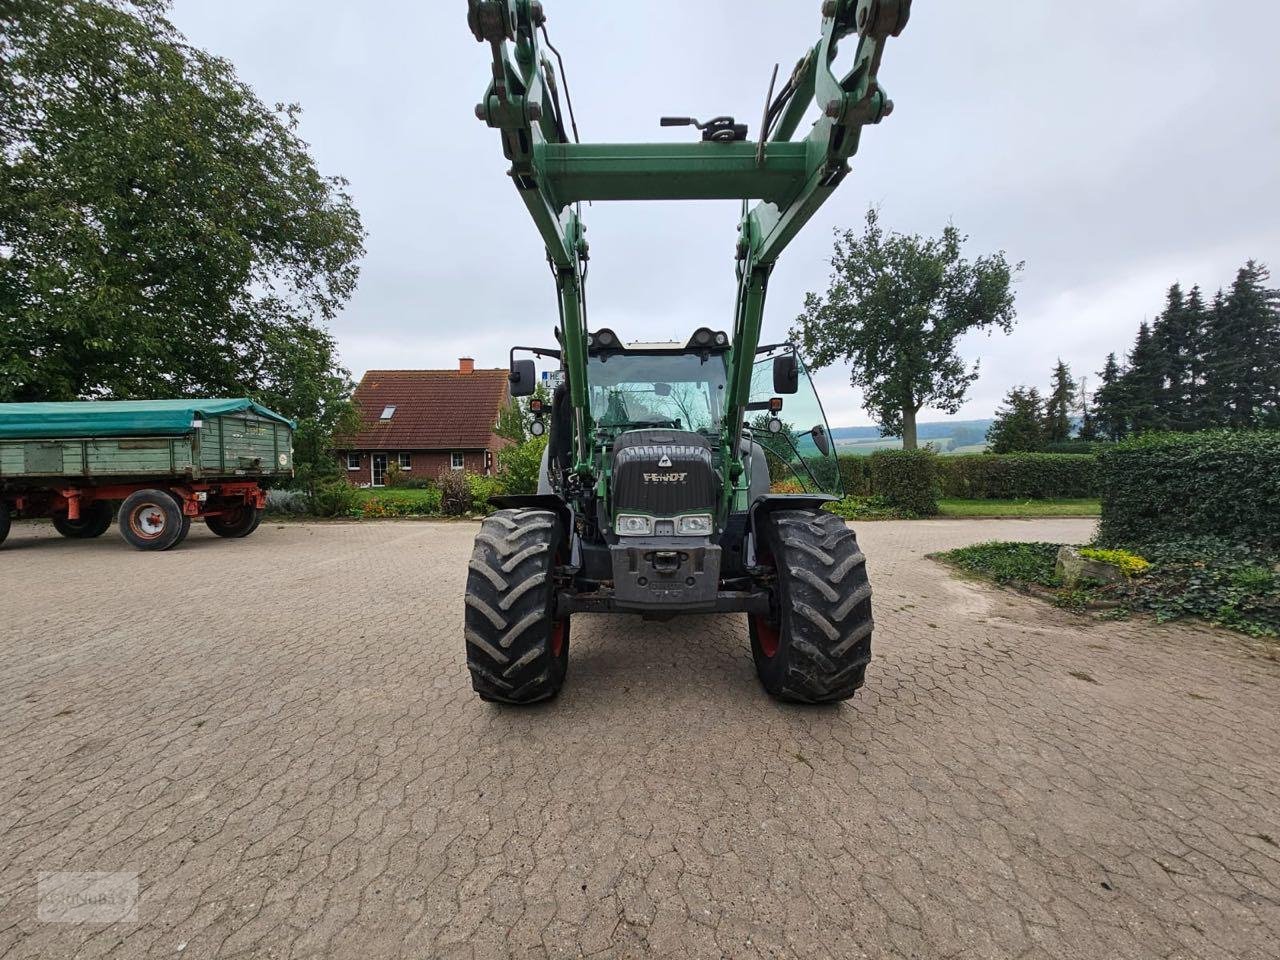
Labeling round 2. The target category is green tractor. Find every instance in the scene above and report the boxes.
[464,0,909,703]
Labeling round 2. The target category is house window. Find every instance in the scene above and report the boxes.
[379,405,396,421]
[397,452,412,470]
[451,452,465,470]
[345,452,360,471]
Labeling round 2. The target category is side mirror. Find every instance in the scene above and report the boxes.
[773,355,798,394]
[811,424,830,456]
[509,359,536,397]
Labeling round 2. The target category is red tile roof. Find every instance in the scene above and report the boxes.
[341,369,510,450]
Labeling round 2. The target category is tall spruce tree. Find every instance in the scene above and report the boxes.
[986,386,1045,453]
[1182,285,1210,428]
[1205,262,1279,427]
[1123,321,1165,434]
[1152,283,1203,431]
[1093,353,1127,440]
[1043,359,1077,443]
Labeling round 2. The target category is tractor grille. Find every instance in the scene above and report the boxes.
[611,430,717,517]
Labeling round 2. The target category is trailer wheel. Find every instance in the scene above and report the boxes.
[205,505,262,538]
[750,509,873,703]
[52,500,113,539]
[464,508,569,704]
[118,489,187,551]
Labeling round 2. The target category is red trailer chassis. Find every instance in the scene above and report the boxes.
[1,480,268,550]
[9,480,266,521]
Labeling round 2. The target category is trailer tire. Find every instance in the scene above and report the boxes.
[464,508,569,704]
[0,504,10,546]
[205,505,262,538]
[118,489,187,551]
[52,500,113,539]
[750,509,873,703]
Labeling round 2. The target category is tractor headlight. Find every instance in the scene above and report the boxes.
[676,514,713,536]
[616,514,653,536]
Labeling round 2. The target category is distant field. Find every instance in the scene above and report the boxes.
[834,437,990,456]
[937,499,1101,518]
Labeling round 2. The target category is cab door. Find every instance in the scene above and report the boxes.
[748,348,842,497]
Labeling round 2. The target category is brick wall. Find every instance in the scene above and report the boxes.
[337,449,491,486]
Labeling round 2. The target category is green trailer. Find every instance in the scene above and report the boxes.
[0,399,294,550]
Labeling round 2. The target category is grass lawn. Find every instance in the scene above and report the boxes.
[937,498,1101,518]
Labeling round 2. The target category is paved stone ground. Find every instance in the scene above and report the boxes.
[1,517,1277,960]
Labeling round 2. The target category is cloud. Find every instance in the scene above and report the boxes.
[169,0,1280,426]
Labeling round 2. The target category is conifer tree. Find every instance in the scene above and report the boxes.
[986,386,1045,453]
[1093,353,1127,440]
[1042,359,1077,443]
[1123,321,1164,434]
[1207,262,1279,427]
[1182,285,1210,428]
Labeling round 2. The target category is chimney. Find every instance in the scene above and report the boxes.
[459,357,474,374]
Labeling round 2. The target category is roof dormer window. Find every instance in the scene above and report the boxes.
[380,405,396,420]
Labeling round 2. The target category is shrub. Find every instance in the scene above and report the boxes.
[497,436,547,496]
[310,480,361,517]
[1120,536,1279,637]
[359,488,442,517]
[1078,547,1150,577]
[825,495,910,520]
[1097,431,1280,547]
[437,470,473,516]
[836,455,873,497]
[935,453,1097,499]
[868,449,939,516]
[467,474,505,515]
[937,541,1061,587]
[264,489,310,516]
[769,479,805,494]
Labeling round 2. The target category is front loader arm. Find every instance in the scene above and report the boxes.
[468,0,910,492]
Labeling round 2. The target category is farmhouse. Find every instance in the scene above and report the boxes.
[336,359,511,486]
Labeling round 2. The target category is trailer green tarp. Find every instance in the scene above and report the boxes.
[0,399,296,440]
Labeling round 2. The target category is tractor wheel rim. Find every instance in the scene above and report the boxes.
[754,615,781,658]
[129,503,167,539]
[550,619,566,657]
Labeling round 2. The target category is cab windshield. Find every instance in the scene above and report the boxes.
[587,353,727,434]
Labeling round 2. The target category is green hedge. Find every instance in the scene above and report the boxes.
[935,453,1098,499]
[837,455,873,497]
[868,449,938,516]
[1098,431,1280,546]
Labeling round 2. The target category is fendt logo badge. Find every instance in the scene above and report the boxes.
[644,452,686,483]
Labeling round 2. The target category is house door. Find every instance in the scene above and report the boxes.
[371,454,388,487]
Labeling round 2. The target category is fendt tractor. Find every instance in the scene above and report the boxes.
[463,0,910,703]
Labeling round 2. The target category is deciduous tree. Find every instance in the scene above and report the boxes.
[0,0,365,480]
[792,209,1021,449]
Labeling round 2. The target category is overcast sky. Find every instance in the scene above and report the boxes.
[168,1,1280,428]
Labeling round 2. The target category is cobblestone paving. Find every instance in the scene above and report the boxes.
[1,517,1277,959]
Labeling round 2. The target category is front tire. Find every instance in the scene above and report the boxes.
[464,508,569,704]
[52,500,113,539]
[750,509,873,703]
[119,489,187,551]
